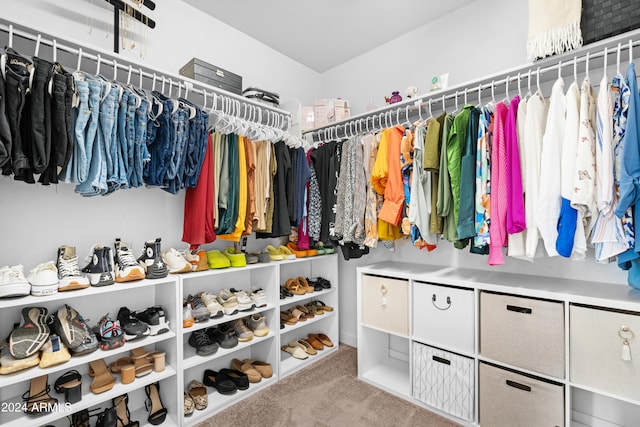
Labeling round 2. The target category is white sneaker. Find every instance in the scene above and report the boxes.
[182,248,209,272]
[161,248,192,274]
[250,288,267,308]
[230,288,255,311]
[27,261,59,296]
[57,246,90,291]
[114,239,146,283]
[198,291,224,318]
[0,265,30,298]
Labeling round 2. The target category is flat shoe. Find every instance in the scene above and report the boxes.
[242,359,273,378]
[296,304,314,319]
[289,339,317,355]
[230,358,262,383]
[280,311,297,325]
[203,369,237,395]
[219,368,249,390]
[281,344,308,360]
[306,335,325,351]
[187,380,208,410]
[309,333,334,347]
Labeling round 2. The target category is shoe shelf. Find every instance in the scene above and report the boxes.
[279,310,336,334]
[0,276,176,310]
[0,332,176,389]
[183,376,277,427]
[175,261,278,279]
[182,304,276,335]
[277,253,338,266]
[280,287,335,306]
[1,365,176,427]
[182,331,276,371]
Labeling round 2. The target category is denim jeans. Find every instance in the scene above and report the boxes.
[130,96,149,188]
[113,87,129,190]
[182,101,209,189]
[162,105,189,194]
[125,90,137,185]
[3,48,32,181]
[144,91,173,186]
[30,57,55,175]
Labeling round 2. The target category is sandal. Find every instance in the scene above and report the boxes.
[187,380,208,410]
[289,339,317,355]
[147,350,166,372]
[284,278,306,296]
[71,409,91,427]
[54,370,82,404]
[309,333,334,347]
[113,393,139,427]
[184,392,195,417]
[22,374,58,415]
[110,357,136,385]
[88,359,115,394]
[289,307,307,322]
[305,302,323,315]
[296,277,315,293]
[145,382,167,425]
[296,304,314,319]
[306,334,325,350]
[310,300,334,312]
[280,344,308,360]
[280,311,297,325]
[131,347,153,377]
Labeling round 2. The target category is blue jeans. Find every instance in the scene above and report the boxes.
[144,91,173,186]
[163,105,189,194]
[130,96,149,188]
[182,103,209,188]
[113,88,129,190]
[66,73,100,184]
[125,91,137,185]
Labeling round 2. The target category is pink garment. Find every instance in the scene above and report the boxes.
[297,151,313,250]
[488,102,509,266]
[506,95,526,234]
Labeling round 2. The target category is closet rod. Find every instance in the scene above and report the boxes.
[304,29,640,141]
[0,19,291,130]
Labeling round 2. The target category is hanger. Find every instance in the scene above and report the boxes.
[603,47,608,80]
[503,76,510,103]
[536,67,541,94]
[441,93,446,113]
[585,52,590,82]
[34,34,41,57]
[139,67,143,89]
[453,91,459,114]
[125,65,142,108]
[573,57,578,84]
[490,80,496,104]
[630,39,633,65]
[517,73,522,96]
[526,69,532,98]
[8,24,13,49]
[617,42,622,75]
[477,84,482,107]
[96,54,101,76]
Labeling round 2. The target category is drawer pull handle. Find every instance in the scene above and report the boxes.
[506,305,532,314]
[380,285,388,307]
[619,325,634,362]
[432,356,451,365]
[506,380,531,392]
[432,294,451,311]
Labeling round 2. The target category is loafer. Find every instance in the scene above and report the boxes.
[219,368,249,390]
[203,369,237,395]
[230,358,262,383]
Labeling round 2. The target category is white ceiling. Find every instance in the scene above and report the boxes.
[184,0,474,72]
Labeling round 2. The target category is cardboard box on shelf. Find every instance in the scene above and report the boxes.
[314,98,350,127]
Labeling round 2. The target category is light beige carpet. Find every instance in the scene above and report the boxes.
[196,344,462,427]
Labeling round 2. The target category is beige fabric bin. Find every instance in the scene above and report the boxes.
[362,275,409,336]
[413,342,474,421]
[480,292,565,378]
[479,362,564,427]
[413,282,475,353]
[570,304,640,400]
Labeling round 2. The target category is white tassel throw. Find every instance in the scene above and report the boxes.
[527,0,583,60]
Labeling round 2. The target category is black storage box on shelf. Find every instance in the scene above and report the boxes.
[179,58,242,95]
[581,0,640,45]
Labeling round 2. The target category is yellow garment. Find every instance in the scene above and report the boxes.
[377,218,403,240]
[370,130,390,195]
[218,136,248,242]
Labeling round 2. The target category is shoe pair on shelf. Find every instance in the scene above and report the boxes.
[109,346,166,385]
[281,333,334,360]
[202,368,248,395]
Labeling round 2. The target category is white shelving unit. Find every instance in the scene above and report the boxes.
[357,261,640,427]
[0,253,339,426]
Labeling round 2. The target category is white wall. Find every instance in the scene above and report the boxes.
[321,0,630,348]
[0,0,322,269]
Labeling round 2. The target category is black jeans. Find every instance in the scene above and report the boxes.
[0,71,11,170]
[40,64,73,185]
[30,56,55,176]
[3,48,32,182]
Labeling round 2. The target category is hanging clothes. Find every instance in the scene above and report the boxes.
[425,112,446,235]
[378,126,406,226]
[243,138,257,236]
[308,154,322,242]
[437,114,456,242]
[409,123,437,248]
[488,101,508,266]
[219,135,247,242]
[537,78,566,257]
[257,141,292,238]
[458,107,481,242]
[363,133,381,248]
[507,96,527,259]
[474,107,493,250]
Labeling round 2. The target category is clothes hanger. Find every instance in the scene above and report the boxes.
[629,39,633,66]
[603,47,608,81]
[517,73,522,97]
[477,84,482,107]
[585,52,590,82]
[573,56,578,85]
[442,93,446,114]
[526,69,532,99]
[536,67,542,95]
[502,77,510,103]
[126,65,142,108]
[453,91,459,114]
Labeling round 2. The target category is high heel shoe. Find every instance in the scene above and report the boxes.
[21,374,58,415]
[113,394,139,427]
[144,382,167,425]
[54,370,82,404]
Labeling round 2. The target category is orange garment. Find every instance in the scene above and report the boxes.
[218,136,247,242]
[378,126,406,225]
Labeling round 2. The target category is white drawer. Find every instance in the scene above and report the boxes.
[362,275,409,336]
[413,282,474,353]
[570,304,640,401]
[480,292,565,378]
[479,362,564,427]
[413,342,474,421]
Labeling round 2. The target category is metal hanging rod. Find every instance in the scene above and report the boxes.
[0,19,291,130]
[304,29,640,141]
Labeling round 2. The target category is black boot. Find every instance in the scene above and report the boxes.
[137,238,168,279]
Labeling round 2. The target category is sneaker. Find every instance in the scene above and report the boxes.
[183,249,209,272]
[135,306,170,336]
[198,291,224,318]
[114,239,146,283]
[232,318,254,342]
[186,294,210,323]
[94,314,125,350]
[56,246,90,291]
[9,307,50,359]
[245,313,269,337]
[52,304,99,356]
[82,245,115,287]
[0,265,30,298]
[27,261,59,296]
[162,248,192,274]
[137,238,168,279]
[188,330,219,356]
[0,345,40,375]
[250,288,267,308]
[229,288,254,311]
[206,324,237,349]
[217,289,239,315]
[117,307,150,341]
